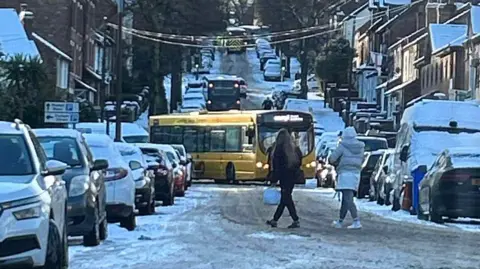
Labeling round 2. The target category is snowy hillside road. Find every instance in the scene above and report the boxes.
[69,184,480,269]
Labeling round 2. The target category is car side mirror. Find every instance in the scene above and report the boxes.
[382,165,388,173]
[172,163,178,168]
[186,153,193,161]
[180,160,187,166]
[129,160,143,171]
[400,145,409,162]
[92,159,109,171]
[148,161,160,170]
[42,160,67,176]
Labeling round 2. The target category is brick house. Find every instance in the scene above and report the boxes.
[1,0,118,108]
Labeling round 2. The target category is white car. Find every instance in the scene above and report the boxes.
[171,144,192,187]
[84,134,137,231]
[74,122,149,143]
[293,74,319,93]
[264,64,282,81]
[183,92,206,102]
[0,120,68,268]
[115,142,157,215]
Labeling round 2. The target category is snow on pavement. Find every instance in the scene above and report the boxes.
[68,189,216,269]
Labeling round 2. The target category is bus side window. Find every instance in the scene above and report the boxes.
[226,127,242,152]
[197,127,205,152]
[204,127,211,151]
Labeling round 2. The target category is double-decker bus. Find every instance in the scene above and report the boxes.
[202,75,246,111]
[149,110,315,184]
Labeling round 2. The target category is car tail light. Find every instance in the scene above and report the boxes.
[156,165,169,176]
[105,168,128,181]
[440,171,470,182]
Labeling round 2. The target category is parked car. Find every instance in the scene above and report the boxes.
[35,128,109,246]
[115,142,158,215]
[293,74,319,93]
[392,100,480,212]
[368,149,394,203]
[74,122,149,144]
[135,143,176,206]
[0,120,68,268]
[159,145,186,197]
[357,136,388,152]
[84,134,136,231]
[171,144,193,187]
[260,52,277,71]
[263,63,282,81]
[358,150,386,198]
[418,147,480,223]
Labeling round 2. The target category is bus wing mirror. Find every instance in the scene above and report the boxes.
[400,145,409,162]
[240,92,247,98]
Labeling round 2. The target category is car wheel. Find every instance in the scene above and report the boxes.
[226,163,236,184]
[83,205,100,246]
[40,220,62,269]
[429,196,444,224]
[121,211,136,231]
[162,182,175,206]
[99,217,108,241]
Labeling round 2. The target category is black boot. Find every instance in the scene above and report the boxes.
[266,220,277,227]
[288,220,300,229]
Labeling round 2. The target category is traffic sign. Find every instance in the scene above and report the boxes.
[44,102,79,113]
[44,102,80,123]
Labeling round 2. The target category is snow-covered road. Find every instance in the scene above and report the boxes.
[69,184,480,269]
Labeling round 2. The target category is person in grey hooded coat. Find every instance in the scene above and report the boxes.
[328,127,365,229]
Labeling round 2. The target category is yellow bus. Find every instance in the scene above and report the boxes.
[149,110,316,183]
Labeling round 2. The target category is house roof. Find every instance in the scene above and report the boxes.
[375,2,420,34]
[0,9,40,59]
[32,32,72,62]
[429,24,467,54]
[389,27,425,50]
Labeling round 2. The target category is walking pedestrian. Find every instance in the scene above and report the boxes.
[262,97,274,110]
[328,127,365,229]
[266,129,303,229]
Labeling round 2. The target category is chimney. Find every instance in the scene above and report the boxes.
[19,3,34,40]
[439,0,457,23]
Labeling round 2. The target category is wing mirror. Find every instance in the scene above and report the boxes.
[179,160,187,166]
[382,165,388,173]
[42,160,68,176]
[240,92,247,98]
[400,145,409,162]
[172,162,178,168]
[129,160,143,171]
[93,159,109,171]
[147,161,160,170]
[186,153,193,161]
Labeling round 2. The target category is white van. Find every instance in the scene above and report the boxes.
[391,100,480,212]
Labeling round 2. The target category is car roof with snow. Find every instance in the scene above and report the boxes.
[402,99,480,130]
[34,128,82,138]
[443,147,480,155]
[83,133,113,145]
[357,136,387,141]
[0,121,28,134]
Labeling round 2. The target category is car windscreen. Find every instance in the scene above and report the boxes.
[38,136,84,168]
[172,145,186,157]
[123,135,149,143]
[366,154,382,169]
[0,134,35,176]
[358,138,388,151]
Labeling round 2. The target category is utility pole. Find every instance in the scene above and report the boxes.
[100,16,108,125]
[114,0,124,142]
[346,15,356,126]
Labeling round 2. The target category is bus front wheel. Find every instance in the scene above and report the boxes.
[226,163,237,184]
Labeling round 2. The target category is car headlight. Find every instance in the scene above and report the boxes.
[256,162,263,168]
[69,176,90,197]
[13,206,42,220]
[1,195,42,210]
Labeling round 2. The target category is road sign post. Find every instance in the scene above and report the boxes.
[44,102,80,124]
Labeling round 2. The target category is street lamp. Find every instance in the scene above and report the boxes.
[281,66,286,82]
[194,64,199,80]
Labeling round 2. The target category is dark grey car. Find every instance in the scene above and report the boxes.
[34,128,109,247]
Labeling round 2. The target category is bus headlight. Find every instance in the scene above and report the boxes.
[236,100,241,104]
[256,162,263,168]
[306,161,316,168]
[263,164,269,170]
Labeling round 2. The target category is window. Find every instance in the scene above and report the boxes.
[56,59,69,89]
[439,62,443,81]
[210,129,225,152]
[0,135,35,176]
[225,127,241,152]
[183,127,198,152]
[37,137,83,167]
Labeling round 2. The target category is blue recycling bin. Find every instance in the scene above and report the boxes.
[412,168,427,213]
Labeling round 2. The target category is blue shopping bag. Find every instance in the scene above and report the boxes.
[263,187,281,205]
